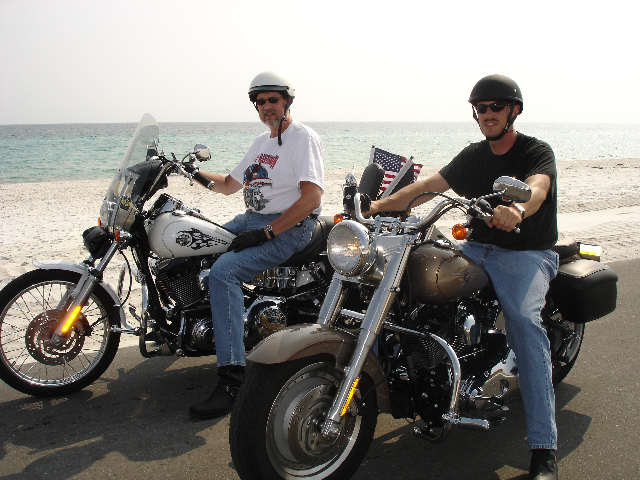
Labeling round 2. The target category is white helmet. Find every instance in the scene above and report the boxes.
[248,72,295,103]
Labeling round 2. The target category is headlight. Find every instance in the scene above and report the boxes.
[327,220,374,276]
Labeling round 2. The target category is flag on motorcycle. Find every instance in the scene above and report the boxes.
[370,146,423,198]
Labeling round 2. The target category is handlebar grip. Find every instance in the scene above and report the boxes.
[193,171,215,190]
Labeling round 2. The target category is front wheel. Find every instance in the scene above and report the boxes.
[230,358,378,480]
[0,269,121,396]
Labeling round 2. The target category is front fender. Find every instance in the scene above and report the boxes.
[248,323,391,413]
[34,260,126,327]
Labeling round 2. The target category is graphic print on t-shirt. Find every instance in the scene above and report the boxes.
[242,153,279,211]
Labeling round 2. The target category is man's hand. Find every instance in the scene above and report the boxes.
[228,229,269,252]
[489,205,523,232]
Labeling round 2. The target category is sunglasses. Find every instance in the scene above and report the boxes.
[474,102,510,114]
[255,96,281,106]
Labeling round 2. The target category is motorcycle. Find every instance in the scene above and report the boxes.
[229,166,618,479]
[0,114,334,397]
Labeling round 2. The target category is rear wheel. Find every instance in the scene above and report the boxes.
[0,269,121,396]
[544,302,585,385]
[230,358,378,480]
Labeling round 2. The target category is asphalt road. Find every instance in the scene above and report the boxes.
[1,259,638,480]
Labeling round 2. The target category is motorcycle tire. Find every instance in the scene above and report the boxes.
[230,357,378,480]
[0,269,121,396]
[545,307,585,385]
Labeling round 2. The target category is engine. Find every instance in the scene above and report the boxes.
[248,262,327,292]
[154,256,206,306]
[384,294,512,428]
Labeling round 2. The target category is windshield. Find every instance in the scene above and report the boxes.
[99,114,160,231]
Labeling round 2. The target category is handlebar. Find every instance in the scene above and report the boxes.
[350,191,520,234]
[192,171,215,190]
[155,151,216,190]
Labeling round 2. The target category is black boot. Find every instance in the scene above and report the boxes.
[189,365,245,420]
[529,449,558,480]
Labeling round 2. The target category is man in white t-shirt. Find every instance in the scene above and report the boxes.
[189,72,325,420]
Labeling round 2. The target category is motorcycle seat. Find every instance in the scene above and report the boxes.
[281,216,334,267]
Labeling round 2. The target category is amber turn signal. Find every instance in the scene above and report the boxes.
[334,214,345,224]
[97,217,102,226]
[452,224,467,240]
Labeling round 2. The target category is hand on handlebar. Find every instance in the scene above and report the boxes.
[488,204,522,232]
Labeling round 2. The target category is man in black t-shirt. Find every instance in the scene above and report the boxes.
[368,75,559,480]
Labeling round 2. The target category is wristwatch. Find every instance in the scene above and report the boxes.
[512,203,526,221]
[264,224,274,239]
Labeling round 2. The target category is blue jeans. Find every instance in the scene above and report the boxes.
[208,211,315,367]
[461,242,559,450]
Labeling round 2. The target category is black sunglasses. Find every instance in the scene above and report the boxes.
[474,102,510,114]
[255,96,281,106]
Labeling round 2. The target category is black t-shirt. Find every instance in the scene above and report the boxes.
[439,133,558,250]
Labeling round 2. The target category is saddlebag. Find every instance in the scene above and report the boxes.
[550,259,618,323]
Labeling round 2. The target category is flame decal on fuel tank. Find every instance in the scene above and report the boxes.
[175,228,229,250]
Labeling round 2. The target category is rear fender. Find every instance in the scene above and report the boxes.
[248,323,391,413]
[34,261,126,327]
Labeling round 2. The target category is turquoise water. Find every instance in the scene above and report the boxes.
[1,121,639,184]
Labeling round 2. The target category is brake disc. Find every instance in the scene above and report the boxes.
[24,309,85,365]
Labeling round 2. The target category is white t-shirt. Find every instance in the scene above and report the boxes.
[230,121,324,215]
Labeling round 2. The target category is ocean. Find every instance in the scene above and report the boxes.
[1,121,639,184]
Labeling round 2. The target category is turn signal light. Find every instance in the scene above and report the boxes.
[578,242,602,261]
[114,230,121,242]
[334,214,345,224]
[452,224,467,240]
[97,217,102,226]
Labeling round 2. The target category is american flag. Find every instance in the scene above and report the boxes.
[372,147,423,193]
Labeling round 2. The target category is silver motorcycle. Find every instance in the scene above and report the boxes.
[0,114,334,397]
[229,169,618,480]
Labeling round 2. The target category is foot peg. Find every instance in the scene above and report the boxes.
[442,412,491,430]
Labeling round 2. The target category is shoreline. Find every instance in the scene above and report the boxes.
[1,159,640,285]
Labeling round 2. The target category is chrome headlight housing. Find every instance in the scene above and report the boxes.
[327,220,374,276]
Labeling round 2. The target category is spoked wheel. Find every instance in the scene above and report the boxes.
[230,358,377,480]
[544,303,585,385]
[0,269,120,396]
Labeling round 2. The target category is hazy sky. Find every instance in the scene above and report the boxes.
[1,0,637,125]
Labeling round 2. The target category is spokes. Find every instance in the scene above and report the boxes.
[0,280,110,387]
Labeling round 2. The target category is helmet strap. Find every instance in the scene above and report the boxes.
[484,104,517,142]
[277,117,284,146]
[277,97,293,146]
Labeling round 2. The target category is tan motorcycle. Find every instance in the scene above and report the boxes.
[229,168,618,480]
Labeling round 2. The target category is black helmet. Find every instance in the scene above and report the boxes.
[469,74,523,112]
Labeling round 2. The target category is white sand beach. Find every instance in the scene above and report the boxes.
[1,158,640,288]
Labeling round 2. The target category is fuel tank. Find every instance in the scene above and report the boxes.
[407,242,488,304]
[146,211,235,258]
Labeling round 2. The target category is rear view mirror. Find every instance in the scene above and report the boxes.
[493,176,531,203]
[193,144,211,161]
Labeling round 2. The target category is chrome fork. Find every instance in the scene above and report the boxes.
[50,239,123,344]
[321,234,414,439]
